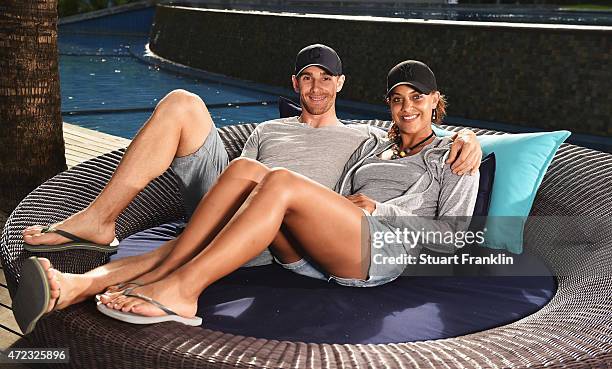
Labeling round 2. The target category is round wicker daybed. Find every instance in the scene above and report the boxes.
[1,120,611,369]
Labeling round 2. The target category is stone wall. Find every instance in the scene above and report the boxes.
[149,6,611,136]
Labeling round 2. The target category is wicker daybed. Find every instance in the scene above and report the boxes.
[1,120,611,368]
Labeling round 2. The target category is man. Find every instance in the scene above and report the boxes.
[15,44,481,334]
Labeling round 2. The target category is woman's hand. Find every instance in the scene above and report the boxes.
[447,129,482,175]
[345,193,376,214]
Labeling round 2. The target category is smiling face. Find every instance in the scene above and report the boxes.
[388,84,440,136]
[292,66,345,116]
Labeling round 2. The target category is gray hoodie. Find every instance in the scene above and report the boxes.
[335,126,479,254]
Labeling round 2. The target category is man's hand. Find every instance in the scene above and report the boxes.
[345,193,376,214]
[447,129,482,175]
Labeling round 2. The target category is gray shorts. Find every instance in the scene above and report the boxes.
[275,256,400,288]
[169,124,273,267]
[170,124,229,218]
[274,210,402,288]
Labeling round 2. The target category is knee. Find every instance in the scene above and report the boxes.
[226,157,270,181]
[157,89,208,121]
[260,168,298,194]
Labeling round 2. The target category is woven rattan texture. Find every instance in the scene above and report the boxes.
[1,121,611,368]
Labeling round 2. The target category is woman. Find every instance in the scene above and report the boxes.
[92,60,479,325]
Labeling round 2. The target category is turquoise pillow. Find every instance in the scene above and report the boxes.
[479,131,570,253]
[432,125,454,137]
[432,126,571,253]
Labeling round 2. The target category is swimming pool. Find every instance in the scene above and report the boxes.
[58,6,610,152]
[58,8,375,139]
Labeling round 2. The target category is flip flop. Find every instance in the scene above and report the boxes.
[96,287,202,326]
[95,280,144,303]
[24,226,119,253]
[12,257,61,335]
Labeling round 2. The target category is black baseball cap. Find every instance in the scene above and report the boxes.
[294,44,342,76]
[386,60,437,97]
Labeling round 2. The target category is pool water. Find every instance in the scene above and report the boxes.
[59,33,285,138]
[58,7,611,153]
[58,9,373,139]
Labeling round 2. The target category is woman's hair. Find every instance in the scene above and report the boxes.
[433,93,447,124]
[387,92,447,141]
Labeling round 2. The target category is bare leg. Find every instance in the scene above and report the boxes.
[25,158,299,311]
[102,158,303,297]
[110,169,367,318]
[23,89,214,246]
[120,157,274,285]
[34,240,176,310]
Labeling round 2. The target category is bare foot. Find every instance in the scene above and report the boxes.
[99,267,171,304]
[106,278,198,319]
[103,281,144,295]
[37,258,91,311]
[102,270,160,297]
[22,208,116,246]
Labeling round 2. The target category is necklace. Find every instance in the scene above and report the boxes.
[389,131,435,159]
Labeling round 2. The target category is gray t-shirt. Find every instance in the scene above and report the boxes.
[239,117,372,267]
[241,117,370,189]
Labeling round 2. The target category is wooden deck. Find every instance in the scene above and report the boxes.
[0,123,131,352]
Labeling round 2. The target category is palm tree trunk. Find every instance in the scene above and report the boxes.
[0,0,67,213]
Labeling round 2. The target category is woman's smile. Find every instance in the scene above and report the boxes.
[398,113,419,123]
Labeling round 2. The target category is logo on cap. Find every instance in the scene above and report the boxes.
[310,48,321,59]
[400,64,413,80]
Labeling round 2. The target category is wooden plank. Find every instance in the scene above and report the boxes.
[64,148,98,161]
[65,159,81,168]
[0,287,10,307]
[65,153,91,166]
[64,136,122,152]
[62,123,131,168]
[64,134,128,152]
[0,305,20,336]
[0,327,22,351]
[63,123,131,147]
[64,131,129,150]
[0,270,10,306]
[64,142,116,157]
[64,123,130,144]
[0,274,22,348]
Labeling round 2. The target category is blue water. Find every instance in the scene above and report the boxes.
[57,8,610,152]
[58,8,371,139]
[59,34,288,138]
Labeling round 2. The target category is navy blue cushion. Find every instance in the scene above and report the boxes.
[468,153,496,234]
[112,222,556,344]
[473,153,495,217]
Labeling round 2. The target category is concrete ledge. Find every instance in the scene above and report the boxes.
[169,5,612,31]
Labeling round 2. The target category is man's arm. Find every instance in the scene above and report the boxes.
[446,129,482,176]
